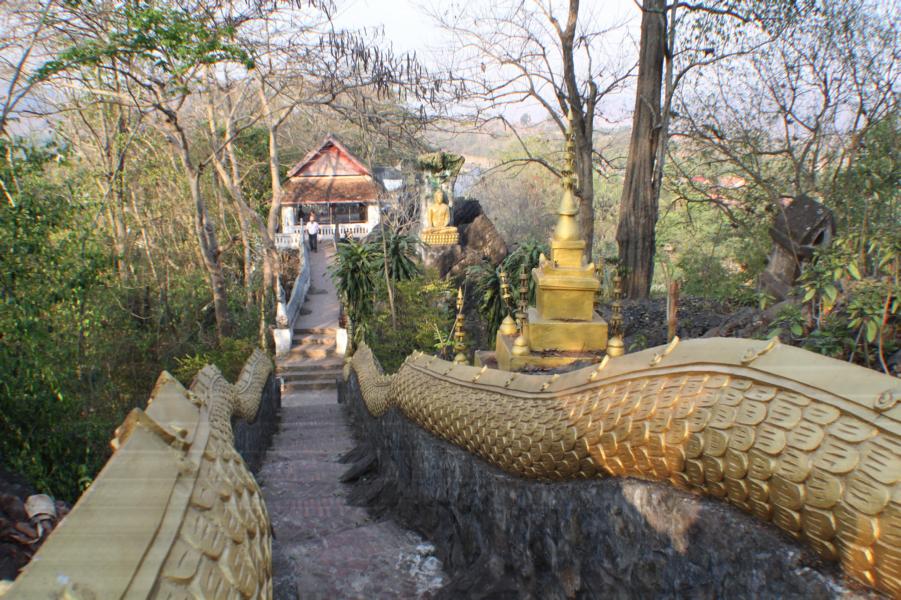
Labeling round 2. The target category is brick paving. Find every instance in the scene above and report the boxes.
[259,248,445,599]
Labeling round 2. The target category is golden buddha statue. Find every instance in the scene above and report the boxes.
[421,186,459,245]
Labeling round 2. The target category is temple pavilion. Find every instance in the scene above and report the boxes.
[279,135,386,241]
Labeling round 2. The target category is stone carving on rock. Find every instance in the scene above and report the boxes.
[421,186,459,246]
[418,151,464,247]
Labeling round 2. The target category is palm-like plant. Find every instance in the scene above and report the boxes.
[503,240,548,305]
[329,239,379,338]
[465,239,549,338]
[467,262,505,337]
[371,229,421,281]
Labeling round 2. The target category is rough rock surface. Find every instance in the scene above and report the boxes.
[610,296,733,351]
[421,244,464,279]
[341,373,878,600]
[450,214,508,278]
[421,200,508,279]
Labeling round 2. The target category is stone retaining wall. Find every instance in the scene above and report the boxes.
[340,373,876,599]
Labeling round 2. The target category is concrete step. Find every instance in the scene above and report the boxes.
[277,357,343,371]
[292,333,336,346]
[289,345,335,360]
[278,360,344,374]
[279,369,343,383]
[283,378,339,392]
[294,327,337,336]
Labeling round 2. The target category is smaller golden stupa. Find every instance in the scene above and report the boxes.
[494,112,608,371]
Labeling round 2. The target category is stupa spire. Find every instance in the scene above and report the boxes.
[553,108,581,244]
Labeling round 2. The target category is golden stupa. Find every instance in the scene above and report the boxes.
[493,113,608,371]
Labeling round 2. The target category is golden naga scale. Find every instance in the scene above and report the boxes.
[3,352,274,599]
[347,112,901,598]
[350,337,901,597]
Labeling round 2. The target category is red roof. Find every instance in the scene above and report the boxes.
[283,175,380,205]
[286,135,372,177]
[282,134,382,205]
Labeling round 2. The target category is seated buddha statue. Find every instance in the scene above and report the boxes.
[421,187,459,245]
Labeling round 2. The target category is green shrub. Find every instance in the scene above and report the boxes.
[173,336,257,383]
[368,274,454,372]
[465,239,548,338]
[677,249,759,306]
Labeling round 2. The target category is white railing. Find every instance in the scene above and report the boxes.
[273,240,311,356]
[274,232,303,250]
[276,223,375,249]
[321,222,375,239]
[284,240,311,331]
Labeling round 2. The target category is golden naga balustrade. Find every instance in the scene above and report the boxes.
[2,350,274,599]
[350,337,901,597]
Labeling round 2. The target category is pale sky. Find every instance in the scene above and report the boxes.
[333,0,641,123]
[333,0,440,56]
[333,0,640,61]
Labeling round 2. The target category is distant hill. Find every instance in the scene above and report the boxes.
[426,118,631,171]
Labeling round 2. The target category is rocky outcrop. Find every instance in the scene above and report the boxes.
[449,214,508,278]
[422,200,508,279]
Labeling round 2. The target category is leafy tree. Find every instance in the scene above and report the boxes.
[370,228,421,282]
[35,1,261,341]
[0,140,113,499]
[795,115,899,371]
[368,275,455,372]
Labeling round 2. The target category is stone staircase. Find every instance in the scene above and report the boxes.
[261,247,445,599]
[277,327,342,393]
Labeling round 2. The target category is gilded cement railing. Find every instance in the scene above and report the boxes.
[349,338,901,596]
[3,350,274,599]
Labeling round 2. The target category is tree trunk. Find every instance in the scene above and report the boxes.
[259,82,283,245]
[258,80,285,341]
[222,119,254,308]
[189,170,233,339]
[616,0,666,298]
[169,121,234,340]
[235,195,253,306]
[559,0,596,258]
[573,123,595,258]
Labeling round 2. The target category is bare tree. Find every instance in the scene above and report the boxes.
[432,0,635,255]
[34,2,268,338]
[616,0,807,297]
[669,0,898,225]
[248,10,437,339]
[0,0,56,138]
[53,69,145,282]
